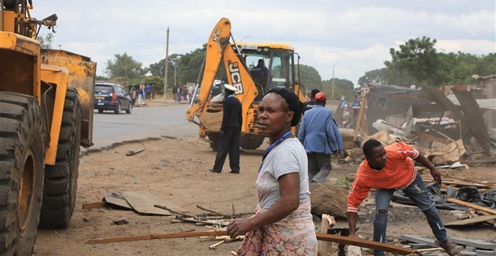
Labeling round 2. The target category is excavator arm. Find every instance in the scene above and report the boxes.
[185,17,259,135]
[186,18,231,123]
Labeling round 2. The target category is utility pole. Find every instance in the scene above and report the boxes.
[332,60,342,99]
[164,27,170,102]
[332,69,335,99]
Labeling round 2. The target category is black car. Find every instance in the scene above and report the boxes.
[94,82,133,114]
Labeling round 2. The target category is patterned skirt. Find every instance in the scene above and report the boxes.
[236,201,318,255]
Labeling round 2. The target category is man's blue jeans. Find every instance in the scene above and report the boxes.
[373,174,448,256]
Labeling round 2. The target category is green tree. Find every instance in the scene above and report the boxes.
[143,76,165,95]
[384,36,441,86]
[177,46,207,85]
[357,68,388,87]
[299,64,322,91]
[105,53,148,85]
[322,78,354,101]
[37,33,54,49]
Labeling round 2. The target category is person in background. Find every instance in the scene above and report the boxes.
[130,87,136,106]
[298,92,343,183]
[302,89,320,113]
[145,84,152,101]
[208,84,242,174]
[347,139,461,256]
[227,88,317,255]
[138,83,145,106]
[251,59,269,81]
[174,85,181,102]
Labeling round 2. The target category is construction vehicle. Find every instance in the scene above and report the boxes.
[0,1,96,254]
[186,17,306,151]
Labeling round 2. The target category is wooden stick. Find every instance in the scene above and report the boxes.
[126,148,146,156]
[86,230,226,244]
[315,233,413,255]
[208,240,225,249]
[447,198,496,215]
[196,205,225,216]
[415,247,443,252]
[154,204,195,218]
[86,230,413,254]
[82,201,106,210]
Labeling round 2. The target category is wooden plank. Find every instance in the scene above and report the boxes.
[86,229,413,254]
[318,214,333,256]
[82,201,106,210]
[121,191,171,215]
[316,233,413,255]
[104,194,133,209]
[450,237,496,250]
[86,230,226,244]
[399,235,436,247]
[444,215,496,227]
[447,198,496,215]
[410,130,450,145]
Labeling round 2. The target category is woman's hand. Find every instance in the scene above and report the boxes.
[226,218,254,239]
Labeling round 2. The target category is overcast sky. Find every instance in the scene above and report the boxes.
[36,0,495,86]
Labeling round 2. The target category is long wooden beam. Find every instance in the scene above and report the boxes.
[85,230,413,255]
[447,198,496,215]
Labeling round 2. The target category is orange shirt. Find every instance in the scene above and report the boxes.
[347,142,419,213]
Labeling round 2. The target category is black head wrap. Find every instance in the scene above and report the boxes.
[267,87,303,126]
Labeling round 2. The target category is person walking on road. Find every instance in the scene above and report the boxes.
[347,139,461,256]
[298,92,343,183]
[209,84,242,174]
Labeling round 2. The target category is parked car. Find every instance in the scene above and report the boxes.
[94,82,133,114]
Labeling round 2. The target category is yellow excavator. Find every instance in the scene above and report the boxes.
[186,17,306,151]
[0,1,96,254]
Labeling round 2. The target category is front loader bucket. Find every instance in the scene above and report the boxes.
[41,49,97,147]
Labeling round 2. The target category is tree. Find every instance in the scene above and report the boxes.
[357,68,388,87]
[105,53,148,85]
[37,33,54,49]
[299,64,322,91]
[177,46,207,85]
[384,36,441,86]
[322,78,354,101]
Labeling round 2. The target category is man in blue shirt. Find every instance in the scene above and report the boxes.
[298,92,343,183]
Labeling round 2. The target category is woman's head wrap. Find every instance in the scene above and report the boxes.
[267,87,303,126]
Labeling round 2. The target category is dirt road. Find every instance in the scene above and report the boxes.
[32,134,496,256]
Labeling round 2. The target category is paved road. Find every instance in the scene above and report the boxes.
[88,104,198,150]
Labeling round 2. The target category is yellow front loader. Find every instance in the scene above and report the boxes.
[0,1,96,254]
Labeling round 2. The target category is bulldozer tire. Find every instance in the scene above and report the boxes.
[240,134,265,150]
[0,92,45,255]
[39,88,81,229]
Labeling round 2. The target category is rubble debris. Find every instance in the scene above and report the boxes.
[310,183,348,219]
[126,148,146,156]
[112,218,129,225]
[447,198,496,215]
[444,215,496,227]
[121,191,171,216]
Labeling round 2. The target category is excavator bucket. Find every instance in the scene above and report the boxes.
[41,49,97,147]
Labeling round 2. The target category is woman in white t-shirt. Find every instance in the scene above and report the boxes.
[227,87,318,255]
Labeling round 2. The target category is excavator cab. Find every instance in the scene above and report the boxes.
[237,44,300,95]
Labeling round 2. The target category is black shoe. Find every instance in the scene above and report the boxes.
[208,169,220,173]
[229,171,239,174]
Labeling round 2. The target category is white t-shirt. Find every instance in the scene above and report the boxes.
[256,138,310,210]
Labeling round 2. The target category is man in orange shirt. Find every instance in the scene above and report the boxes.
[347,139,460,256]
